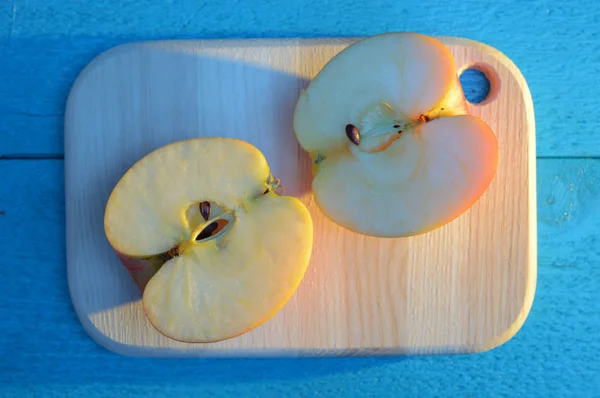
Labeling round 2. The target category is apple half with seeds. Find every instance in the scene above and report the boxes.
[104,138,314,343]
[294,32,499,237]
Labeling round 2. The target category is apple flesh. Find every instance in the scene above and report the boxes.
[293,32,498,237]
[104,138,314,343]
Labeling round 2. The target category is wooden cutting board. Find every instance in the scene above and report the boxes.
[64,36,537,357]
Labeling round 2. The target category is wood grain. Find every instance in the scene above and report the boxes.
[64,37,536,356]
[2,1,599,158]
[3,159,599,395]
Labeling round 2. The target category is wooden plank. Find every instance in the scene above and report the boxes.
[1,158,598,395]
[0,160,92,359]
[0,37,118,158]
[0,1,599,157]
[63,37,535,356]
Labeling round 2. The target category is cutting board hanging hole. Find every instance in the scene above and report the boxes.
[459,62,500,105]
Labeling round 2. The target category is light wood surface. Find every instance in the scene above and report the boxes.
[64,36,537,357]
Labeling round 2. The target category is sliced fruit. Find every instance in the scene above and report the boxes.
[293,32,498,237]
[104,138,314,343]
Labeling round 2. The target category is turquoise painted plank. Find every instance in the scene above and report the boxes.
[0,0,599,157]
[0,159,598,396]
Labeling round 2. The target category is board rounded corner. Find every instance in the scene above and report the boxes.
[64,42,141,121]
[478,267,537,354]
[68,299,144,357]
[66,260,152,357]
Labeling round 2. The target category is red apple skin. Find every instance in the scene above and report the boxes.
[113,250,163,292]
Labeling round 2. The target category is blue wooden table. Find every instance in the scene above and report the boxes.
[1,1,598,396]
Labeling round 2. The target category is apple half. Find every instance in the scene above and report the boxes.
[104,138,314,343]
[293,32,499,237]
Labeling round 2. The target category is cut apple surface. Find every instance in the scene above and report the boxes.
[294,32,499,237]
[104,138,314,343]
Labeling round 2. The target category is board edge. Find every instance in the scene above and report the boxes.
[63,34,538,357]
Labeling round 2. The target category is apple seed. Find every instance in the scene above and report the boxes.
[195,219,230,241]
[199,201,211,221]
[345,124,360,146]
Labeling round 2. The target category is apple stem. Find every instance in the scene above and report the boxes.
[165,246,180,260]
[418,114,431,123]
[265,174,286,195]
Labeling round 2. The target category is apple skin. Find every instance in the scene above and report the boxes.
[293,32,499,238]
[113,250,162,292]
